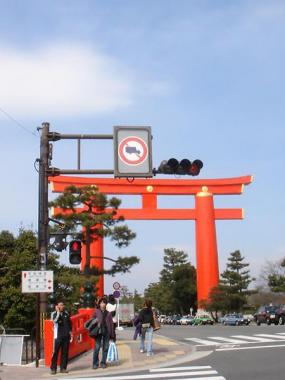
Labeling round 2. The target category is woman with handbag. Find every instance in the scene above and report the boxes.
[92,297,115,369]
[138,299,155,356]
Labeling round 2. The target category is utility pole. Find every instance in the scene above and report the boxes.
[36,122,50,367]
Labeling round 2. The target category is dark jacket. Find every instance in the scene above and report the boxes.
[51,310,72,339]
[138,307,155,328]
[92,308,115,339]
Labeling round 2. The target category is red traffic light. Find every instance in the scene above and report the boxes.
[69,240,82,264]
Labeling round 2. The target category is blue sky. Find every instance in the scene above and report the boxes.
[0,0,284,295]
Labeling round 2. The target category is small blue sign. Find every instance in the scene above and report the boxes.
[113,290,120,299]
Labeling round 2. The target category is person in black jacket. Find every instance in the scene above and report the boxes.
[50,301,72,375]
[138,299,155,356]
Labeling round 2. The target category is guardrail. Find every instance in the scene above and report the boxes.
[44,308,95,367]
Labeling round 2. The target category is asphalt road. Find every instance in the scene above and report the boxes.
[157,324,285,380]
[61,324,285,380]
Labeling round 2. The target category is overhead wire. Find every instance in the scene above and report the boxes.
[0,106,38,137]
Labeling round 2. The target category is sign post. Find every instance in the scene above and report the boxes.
[113,282,123,331]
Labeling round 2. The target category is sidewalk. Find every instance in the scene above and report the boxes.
[0,328,194,380]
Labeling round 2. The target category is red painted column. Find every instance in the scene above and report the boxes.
[80,228,104,298]
[90,236,104,297]
[195,186,219,306]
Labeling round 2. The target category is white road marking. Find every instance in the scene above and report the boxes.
[231,335,277,343]
[185,337,221,345]
[170,377,225,380]
[62,370,219,380]
[255,334,285,340]
[208,336,249,344]
[150,366,212,372]
[216,343,285,352]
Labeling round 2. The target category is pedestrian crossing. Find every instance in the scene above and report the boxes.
[62,365,226,380]
[185,332,285,347]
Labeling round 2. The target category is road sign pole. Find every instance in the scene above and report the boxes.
[36,122,50,367]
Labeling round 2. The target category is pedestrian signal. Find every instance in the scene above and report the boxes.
[69,240,82,265]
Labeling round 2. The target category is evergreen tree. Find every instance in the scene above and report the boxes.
[0,229,102,331]
[172,263,197,314]
[160,248,188,283]
[0,229,37,331]
[220,250,254,312]
[264,258,285,292]
[144,248,196,314]
[49,185,139,275]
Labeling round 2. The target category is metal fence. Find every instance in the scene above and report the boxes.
[0,327,37,365]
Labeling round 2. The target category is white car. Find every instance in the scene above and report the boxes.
[158,315,167,323]
[180,316,193,325]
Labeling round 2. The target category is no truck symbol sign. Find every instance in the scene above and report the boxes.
[114,126,153,177]
[118,136,148,166]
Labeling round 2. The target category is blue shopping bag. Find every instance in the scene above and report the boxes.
[107,341,119,364]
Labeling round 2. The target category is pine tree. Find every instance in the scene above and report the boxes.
[160,248,188,283]
[144,248,197,314]
[49,185,139,275]
[220,250,254,312]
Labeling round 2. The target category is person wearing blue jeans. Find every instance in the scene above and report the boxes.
[140,326,154,356]
[138,299,155,356]
[92,297,115,369]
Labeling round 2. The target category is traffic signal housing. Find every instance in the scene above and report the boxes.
[156,158,203,176]
[81,281,95,308]
[69,240,82,265]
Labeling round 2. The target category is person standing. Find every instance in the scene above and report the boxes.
[92,297,115,369]
[50,301,72,375]
[138,299,155,356]
[106,294,117,341]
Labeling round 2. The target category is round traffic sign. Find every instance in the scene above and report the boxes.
[113,281,121,290]
[118,136,148,166]
[113,290,120,299]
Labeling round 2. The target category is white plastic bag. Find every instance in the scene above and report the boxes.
[106,341,119,364]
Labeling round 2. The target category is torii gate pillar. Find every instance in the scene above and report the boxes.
[81,235,104,298]
[195,187,219,305]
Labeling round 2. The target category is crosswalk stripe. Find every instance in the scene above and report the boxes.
[255,334,285,340]
[231,335,277,342]
[62,371,220,380]
[170,377,225,380]
[150,366,212,372]
[208,336,248,344]
[186,333,285,347]
[185,337,221,345]
[216,343,285,352]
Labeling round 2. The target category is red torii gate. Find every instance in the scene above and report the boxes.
[50,175,252,305]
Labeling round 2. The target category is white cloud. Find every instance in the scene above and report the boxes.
[0,44,134,118]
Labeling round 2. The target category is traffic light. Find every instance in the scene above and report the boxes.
[47,293,57,311]
[53,234,68,252]
[156,158,203,176]
[81,281,95,308]
[69,240,82,264]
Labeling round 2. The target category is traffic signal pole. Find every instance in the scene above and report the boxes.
[36,122,50,367]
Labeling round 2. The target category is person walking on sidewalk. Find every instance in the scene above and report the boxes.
[50,301,72,375]
[138,299,155,356]
[92,297,115,369]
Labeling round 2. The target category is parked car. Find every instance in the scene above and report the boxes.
[158,315,167,324]
[254,305,285,325]
[169,315,182,325]
[192,314,214,325]
[222,313,250,326]
[180,316,193,325]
